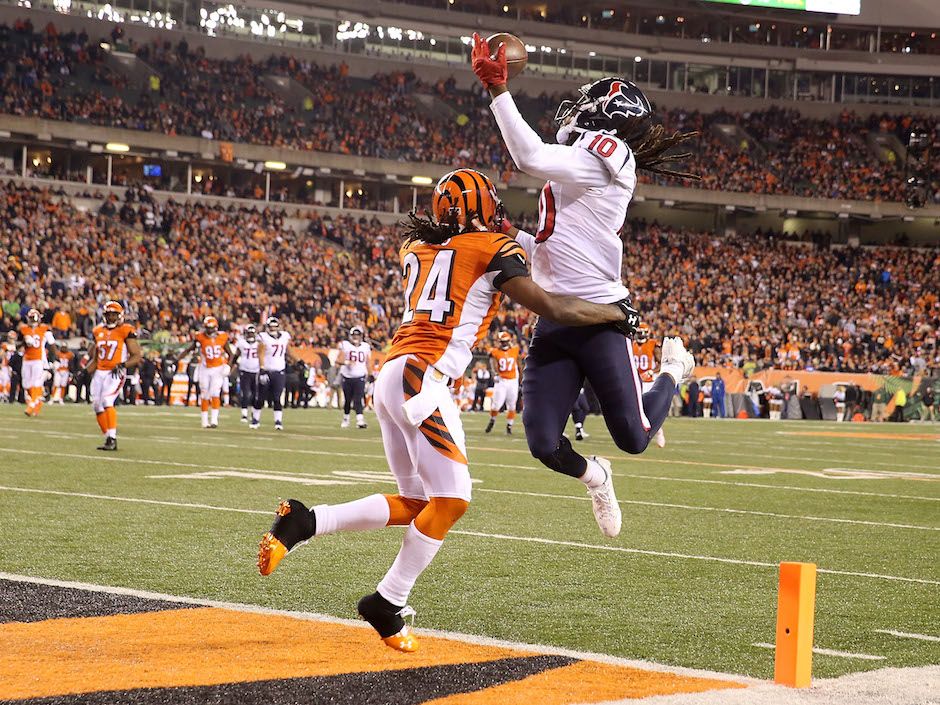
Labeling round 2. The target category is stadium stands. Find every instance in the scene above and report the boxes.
[1,182,936,376]
[3,20,938,205]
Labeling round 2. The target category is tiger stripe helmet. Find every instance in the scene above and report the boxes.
[635,321,651,344]
[103,300,124,328]
[203,316,219,334]
[26,308,41,325]
[497,331,512,348]
[432,168,504,235]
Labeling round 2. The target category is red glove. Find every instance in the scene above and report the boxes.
[471,32,507,90]
[499,216,514,235]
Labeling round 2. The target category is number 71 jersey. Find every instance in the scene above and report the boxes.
[386,230,528,379]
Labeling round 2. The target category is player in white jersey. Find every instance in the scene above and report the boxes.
[336,326,372,429]
[231,324,261,422]
[472,34,697,537]
[252,317,293,430]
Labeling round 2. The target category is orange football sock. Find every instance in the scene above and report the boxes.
[507,410,516,421]
[30,388,43,414]
[384,495,429,526]
[200,399,210,412]
[105,406,117,434]
[414,497,469,540]
[96,411,108,434]
[210,397,221,410]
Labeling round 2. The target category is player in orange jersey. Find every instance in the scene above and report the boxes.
[631,323,666,448]
[0,342,11,402]
[485,331,521,434]
[51,348,74,403]
[86,301,142,451]
[258,168,635,653]
[17,308,58,417]
[175,316,234,428]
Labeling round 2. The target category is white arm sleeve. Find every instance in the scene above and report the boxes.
[44,331,56,347]
[490,92,610,188]
[513,229,536,262]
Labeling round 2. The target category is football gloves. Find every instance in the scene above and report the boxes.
[612,300,641,338]
[110,363,126,379]
[471,33,507,90]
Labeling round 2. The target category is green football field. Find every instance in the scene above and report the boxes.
[0,404,937,681]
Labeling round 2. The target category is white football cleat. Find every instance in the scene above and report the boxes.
[654,427,666,448]
[340,418,350,429]
[660,336,695,383]
[585,456,621,538]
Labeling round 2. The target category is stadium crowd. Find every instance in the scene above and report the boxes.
[3,19,939,205]
[1,182,937,377]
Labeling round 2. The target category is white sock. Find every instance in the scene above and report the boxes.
[659,363,684,386]
[356,413,364,424]
[201,411,208,426]
[507,418,514,427]
[343,414,350,422]
[376,522,443,606]
[241,409,248,418]
[106,429,117,440]
[313,494,390,536]
[575,422,583,430]
[252,409,261,423]
[210,408,219,425]
[578,457,607,489]
[274,410,283,424]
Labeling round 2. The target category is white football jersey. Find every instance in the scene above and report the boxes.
[491,93,634,304]
[338,340,371,378]
[235,337,260,373]
[258,331,290,371]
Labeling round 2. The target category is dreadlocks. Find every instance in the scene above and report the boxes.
[629,124,702,181]
[402,210,459,245]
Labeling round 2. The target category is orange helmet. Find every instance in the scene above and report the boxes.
[497,331,512,348]
[635,321,651,344]
[203,316,219,333]
[26,308,41,325]
[432,169,503,235]
[103,300,124,328]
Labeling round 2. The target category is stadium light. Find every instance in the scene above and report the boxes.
[411,176,433,185]
[264,161,287,170]
[105,143,130,153]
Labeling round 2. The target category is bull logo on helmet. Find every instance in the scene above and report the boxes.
[604,80,649,121]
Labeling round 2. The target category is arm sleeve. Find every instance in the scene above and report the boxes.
[486,236,529,289]
[514,229,537,261]
[489,92,610,188]
[44,331,56,346]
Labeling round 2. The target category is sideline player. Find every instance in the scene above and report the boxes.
[18,308,57,417]
[471,34,696,536]
[337,326,371,429]
[176,316,234,428]
[632,323,666,448]
[231,324,260,422]
[257,168,635,653]
[485,331,520,434]
[86,301,141,450]
[51,347,73,403]
[253,316,292,430]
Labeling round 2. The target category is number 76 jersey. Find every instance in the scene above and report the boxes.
[386,230,528,379]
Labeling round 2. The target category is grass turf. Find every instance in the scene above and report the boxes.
[0,403,937,679]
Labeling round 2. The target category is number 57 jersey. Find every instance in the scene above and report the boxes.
[386,230,528,379]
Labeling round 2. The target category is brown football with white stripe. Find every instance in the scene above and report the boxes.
[486,33,527,79]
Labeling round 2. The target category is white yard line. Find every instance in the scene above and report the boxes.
[0,484,937,586]
[874,629,940,642]
[477,488,940,532]
[751,643,884,661]
[0,571,755,684]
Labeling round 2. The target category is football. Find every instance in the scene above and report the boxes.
[486,32,527,79]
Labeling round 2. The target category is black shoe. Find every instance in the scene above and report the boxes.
[506,424,512,435]
[257,499,316,575]
[357,591,418,652]
[485,419,494,433]
[274,421,284,431]
[575,428,584,441]
[97,437,117,451]
[357,422,368,429]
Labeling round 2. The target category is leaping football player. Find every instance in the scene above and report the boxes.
[86,301,141,451]
[18,308,57,417]
[485,330,521,434]
[632,323,666,448]
[471,33,698,537]
[175,316,234,428]
[256,169,636,653]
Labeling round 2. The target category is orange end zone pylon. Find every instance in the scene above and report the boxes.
[774,561,817,688]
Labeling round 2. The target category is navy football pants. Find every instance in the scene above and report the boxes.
[523,318,674,478]
[239,371,258,410]
[254,370,286,411]
[341,376,366,414]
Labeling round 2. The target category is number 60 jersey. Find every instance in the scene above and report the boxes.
[385,230,528,379]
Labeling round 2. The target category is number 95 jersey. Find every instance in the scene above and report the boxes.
[386,231,528,380]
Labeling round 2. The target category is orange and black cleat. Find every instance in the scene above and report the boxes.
[257,499,315,576]
[357,592,420,653]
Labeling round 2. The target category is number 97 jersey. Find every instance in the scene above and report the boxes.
[386,231,528,380]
